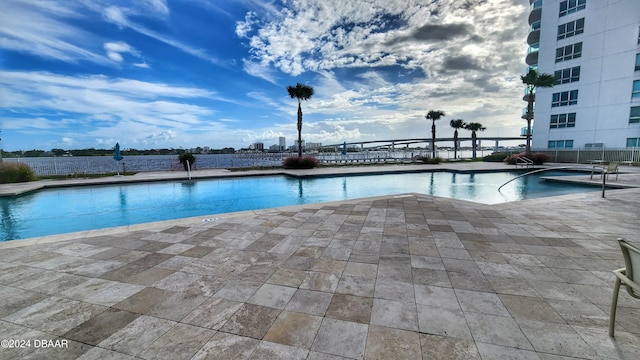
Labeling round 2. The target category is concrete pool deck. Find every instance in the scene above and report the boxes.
[1,163,639,359]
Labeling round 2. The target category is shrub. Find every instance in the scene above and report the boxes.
[178,153,196,171]
[282,156,320,169]
[414,156,441,164]
[0,162,36,183]
[504,152,550,165]
[483,152,514,162]
[529,152,551,164]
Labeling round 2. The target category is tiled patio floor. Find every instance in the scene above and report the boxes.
[1,167,639,359]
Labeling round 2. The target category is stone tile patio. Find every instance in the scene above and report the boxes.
[0,168,639,359]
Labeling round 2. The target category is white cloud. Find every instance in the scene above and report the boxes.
[103,5,128,27]
[0,0,108,64]
[239,0,528,77]
[100,4,227,67]
[236,0,531,146]
[242,59,278,83]
[0,71,226,148]
[235,11,257,38]
[103,41,145,65]
[143,0,169,16]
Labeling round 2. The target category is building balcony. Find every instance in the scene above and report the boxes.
[520,126,533,136]
[527,29,540,45]
[528,7,542,24]
[530,0,542,9]
[521,106,534,119]
[525,51,539,66]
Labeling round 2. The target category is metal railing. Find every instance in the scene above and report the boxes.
[515,156,534,168]
[533,147,640,164]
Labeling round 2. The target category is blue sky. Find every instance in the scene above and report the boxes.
[0,0,530,151]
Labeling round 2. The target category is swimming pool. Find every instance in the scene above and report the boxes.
[0,170,600,241]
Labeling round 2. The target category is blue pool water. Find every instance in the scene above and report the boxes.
[1,171,600,241]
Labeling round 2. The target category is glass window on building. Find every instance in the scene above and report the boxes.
[628,138,640,147]
[636,54,640,71]
[633,80,640,98]
[557,18,585,40]
[559,0,586,17]
[550,113,576,128]
[552,90,579,107]
[548,140,574,148]
[554,66,580,85]
[631,106,640,123]
[555,42,582,63]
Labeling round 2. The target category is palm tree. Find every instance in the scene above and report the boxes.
[521,69,555,154]
[287,83,315,158]
[464,122,486,159]
[450,119,466,159]
[426,110,445,158]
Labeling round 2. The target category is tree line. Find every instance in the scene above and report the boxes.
[1,147,237,158]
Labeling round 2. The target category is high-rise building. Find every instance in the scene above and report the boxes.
[279,137,286,151]
[525,0,640,149]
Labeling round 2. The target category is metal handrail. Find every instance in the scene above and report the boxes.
[498,166,570,191]
[515,156,534,168]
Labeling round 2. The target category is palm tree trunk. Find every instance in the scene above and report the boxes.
[431,121,436,158]
[453,130,458,159]
[472,131,477,159]
[526,94,533,155]
[297,101,302,158]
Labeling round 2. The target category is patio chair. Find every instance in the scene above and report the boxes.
[590,161,619,180]
[609,238,640,337]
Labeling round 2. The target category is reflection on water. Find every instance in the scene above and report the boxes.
[1,171,600,241]
[0,201,18,241]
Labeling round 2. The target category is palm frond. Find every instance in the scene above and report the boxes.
[426,110,445,121]
[287,83,314,100]
[450,119,466,129]
[464,122,486,131]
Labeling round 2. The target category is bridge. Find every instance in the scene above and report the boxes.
[320,137,525,151]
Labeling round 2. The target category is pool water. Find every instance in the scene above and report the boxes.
[1,171,599,241]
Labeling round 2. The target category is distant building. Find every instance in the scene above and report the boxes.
[306,142,322,149]
[289,140,305,151]
[525,0,640,149]
[253,142,264,151]
[268,144,281,151]
[279,137,286,151]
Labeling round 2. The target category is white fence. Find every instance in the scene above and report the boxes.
[4,154,283,176]
[532,147,640,164]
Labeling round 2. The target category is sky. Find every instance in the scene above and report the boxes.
[0,0,531,152]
